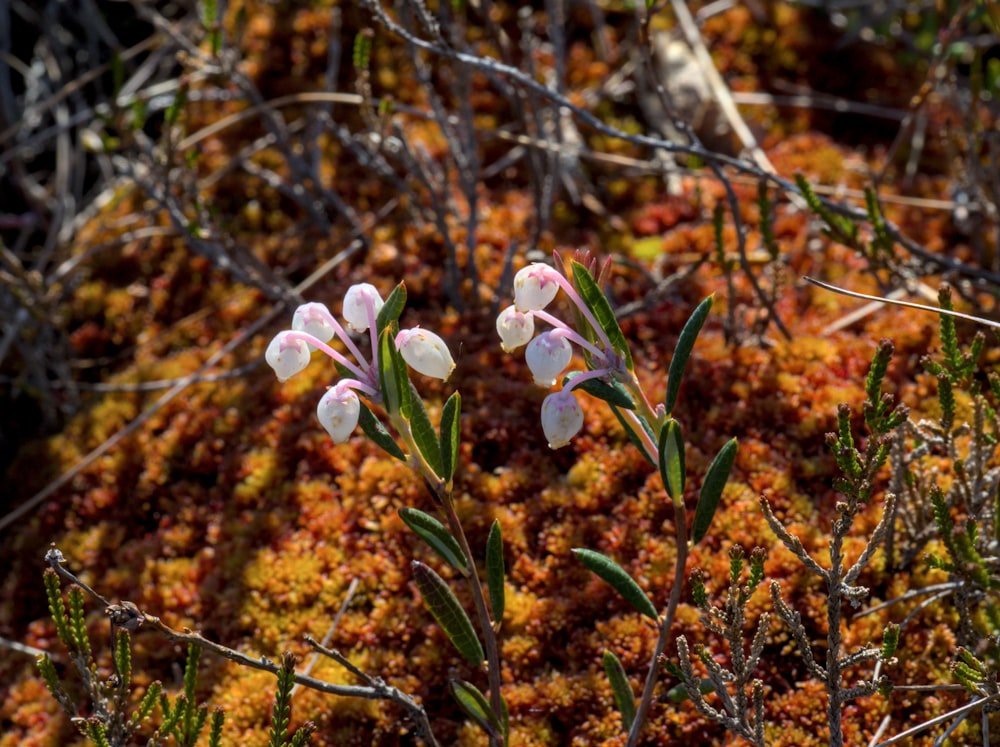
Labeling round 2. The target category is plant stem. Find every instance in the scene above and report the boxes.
[627,497,689,747]
[440,494,505,747]
[826,521,846,747]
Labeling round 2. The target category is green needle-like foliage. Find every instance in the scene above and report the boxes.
[68,586,92,659]
[795,173,857,242]
[114,630,131,693]
[267,653,313,747]
[84,720,111,747]
[43,569,73,651]
[268,653,296,747]
[881,624,901,660]
[757,182,779,260]
[208,709,225,747]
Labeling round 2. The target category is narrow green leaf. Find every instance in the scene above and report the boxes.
[658,419,685,502]
[610,405,655,465]
[358,402,407,461]
[399,508,469,573]
[571,549,658,620]
[378,325,411,418]
[665,296,713,414]
[376,282,407,335]
[407,382,443,478]
[440,392,461,482]
[570,261,633,370]
[603,650,636,731]
[412,562,484,665]
[486,520,505,624]
[564,371,635,409]
[691,438,738,545]
[450,679,502,738]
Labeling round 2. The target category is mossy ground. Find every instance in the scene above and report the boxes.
[2,1,997,745]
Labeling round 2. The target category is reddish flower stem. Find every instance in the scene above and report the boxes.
[439,493,505,747]
[627,497,688,747]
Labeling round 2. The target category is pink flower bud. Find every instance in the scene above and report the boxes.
[342,283,385,333]
[525,331,572,387]
[292,302,337,347]
[265,331,311,382]
[395,328,456,381]
[496,305,535,352]
[316,382,362,443]
[540,390,584,448]
[513,263,561,312]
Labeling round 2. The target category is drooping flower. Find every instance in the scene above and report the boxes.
[292,302,337,346]
[395,328,455,381]
[525,331,573,387]
[496,305,535,352]
[266,285,456,449]
[540,390,584,448]
[513,263,561,312]
[316,382,362,443]
[342,283,385,333]
[499,259,640,450]
[265,331,311,382]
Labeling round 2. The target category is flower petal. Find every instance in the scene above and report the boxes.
[265,331,311,382]
[496,305,535,352]
[525,331,573,387]
[317,383,362,442]
[540,390,584,448]
[396,328,456,381]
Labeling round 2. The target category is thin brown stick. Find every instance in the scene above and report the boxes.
[45,546,442,747]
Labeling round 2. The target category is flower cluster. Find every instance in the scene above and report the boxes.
[266,283,454,442]
[496,263,631,448]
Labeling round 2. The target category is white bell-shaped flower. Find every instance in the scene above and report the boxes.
[513,264,560,313]
[496,305,535,352]
[342,283,385,333]
[525,331,573,387]
[316,382,362,443]
[395,328,455,381]
[265,331,311,382]
[292,302,337,348]
[540,390,584,448]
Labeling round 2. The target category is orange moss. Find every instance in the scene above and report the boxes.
[3,1,997,745]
